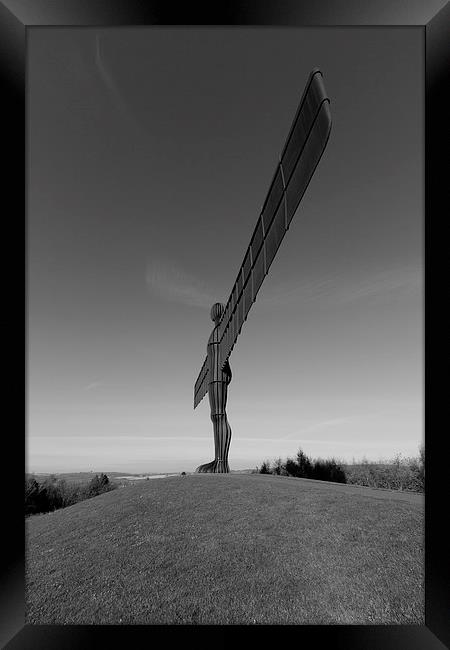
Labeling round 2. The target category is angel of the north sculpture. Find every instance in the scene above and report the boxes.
[193,69,332,474]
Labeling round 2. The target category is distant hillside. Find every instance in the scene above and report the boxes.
[26,473,424,625]
[26,471,164,484]
[26,468,257,486]
[229,468,255,474]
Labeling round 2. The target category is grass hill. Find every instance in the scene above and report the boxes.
[25,473,424,625]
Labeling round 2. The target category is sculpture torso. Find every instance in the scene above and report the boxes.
[207,326,231,384]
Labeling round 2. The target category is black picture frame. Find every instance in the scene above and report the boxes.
[2,1,448,648]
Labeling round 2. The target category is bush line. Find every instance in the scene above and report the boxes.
[25,473,118,516]
[254,446,424,493]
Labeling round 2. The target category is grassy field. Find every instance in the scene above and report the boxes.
[26,473,424,625]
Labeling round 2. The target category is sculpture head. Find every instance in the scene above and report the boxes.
[210,302,225,324]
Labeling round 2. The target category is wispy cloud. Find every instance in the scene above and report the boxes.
[260,264,422,309]
[83,381,104,392]
[278,415,360,440]
[335,265,422,306]
[146,259,421,312]
[94,34,141,133]
[146,259,224,309]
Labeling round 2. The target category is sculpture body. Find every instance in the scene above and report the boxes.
[194,69,333,474]
[196,303,232,473]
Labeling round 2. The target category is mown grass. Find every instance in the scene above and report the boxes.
[26,473,424,625]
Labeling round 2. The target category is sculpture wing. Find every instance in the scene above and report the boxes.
[193,356,209,409]
[216,68,332,369]
[193,69,332,408]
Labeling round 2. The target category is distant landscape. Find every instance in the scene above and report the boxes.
[26,446,424,518]
[29,469,254,484]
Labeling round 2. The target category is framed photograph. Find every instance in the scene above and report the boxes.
[2,0,448,647]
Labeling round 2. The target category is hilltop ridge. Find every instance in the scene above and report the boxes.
[26,473,423,625]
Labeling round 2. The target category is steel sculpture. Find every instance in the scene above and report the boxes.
[194,69,332,473]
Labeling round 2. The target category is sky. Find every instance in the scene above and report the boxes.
[27,27,423,473]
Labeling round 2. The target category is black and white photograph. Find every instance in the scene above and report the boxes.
[25,25,425,625]
[2,1,449,647]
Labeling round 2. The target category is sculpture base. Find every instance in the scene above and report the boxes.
[195,459,230,474]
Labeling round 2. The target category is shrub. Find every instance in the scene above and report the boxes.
[59,481,85,507]
[344,447,424,493]
[271,458,288,476]
[311,458,346,484]
[40,477,65,510]
[258,446,423,492]
[284,457,300,477]
[85,473,114,499]
[25,477,49,516]
[296,449,313,478]
[25,473,117,516]
[258,460,271,475]
[259,448,345,484]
